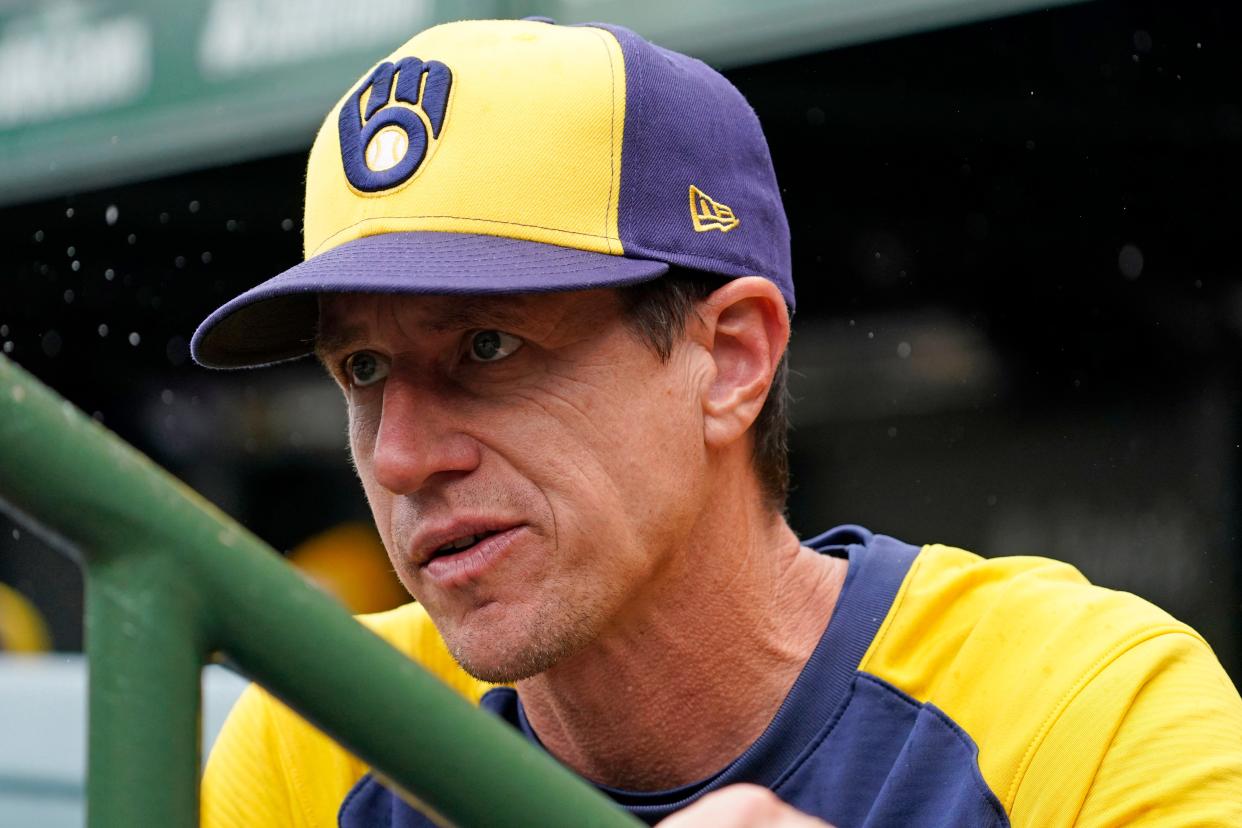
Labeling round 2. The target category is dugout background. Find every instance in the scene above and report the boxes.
[3,0,1241,682]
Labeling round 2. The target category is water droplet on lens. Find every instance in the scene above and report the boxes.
[105,205,119,225]
[41,330,62,358]
[897,341,912,359]
[1118,244,1144,279]
[65,207,75,218]
[128,332,141,346]
[281,218,294,231]
[165,335,189,366]
[188,200,200,213]
[98,324,109,337]
[63,289,74,304]
[33,230,44,242]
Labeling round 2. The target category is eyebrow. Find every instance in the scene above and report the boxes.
[313,324,369,366]
[313,298,538,363]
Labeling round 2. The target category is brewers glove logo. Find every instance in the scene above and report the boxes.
[338,57,453,193]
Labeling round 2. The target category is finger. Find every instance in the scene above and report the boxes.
[657,784,836,827]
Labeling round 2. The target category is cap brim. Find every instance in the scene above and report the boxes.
[191,232,669,368]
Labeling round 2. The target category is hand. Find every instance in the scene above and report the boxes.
[657,784,836,827]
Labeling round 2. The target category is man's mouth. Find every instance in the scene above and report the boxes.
[431,530,501,558]
[419,525,526,587]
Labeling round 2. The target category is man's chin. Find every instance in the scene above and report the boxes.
[450,646,553,684]
[441,602,598,684]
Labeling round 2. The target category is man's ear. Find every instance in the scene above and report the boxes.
[695,277,790,450]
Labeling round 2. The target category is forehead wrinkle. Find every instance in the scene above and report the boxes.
[421,297,537,334]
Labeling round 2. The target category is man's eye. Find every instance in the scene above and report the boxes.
[344,351,390,387]
[468,330,523,362]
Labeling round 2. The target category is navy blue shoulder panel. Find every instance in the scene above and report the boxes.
[775,672,1009,827]
[340,526,1005,827]
[338,772,424,828]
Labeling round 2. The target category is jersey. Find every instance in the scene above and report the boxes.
[203,526,1242,827]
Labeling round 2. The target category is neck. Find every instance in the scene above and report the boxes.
[514,497,848,791]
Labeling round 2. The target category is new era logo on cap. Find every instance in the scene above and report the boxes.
[688,185,739,233]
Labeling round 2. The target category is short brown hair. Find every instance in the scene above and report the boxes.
[617,270,791,512]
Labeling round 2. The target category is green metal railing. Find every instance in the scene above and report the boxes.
[0,353,640,828]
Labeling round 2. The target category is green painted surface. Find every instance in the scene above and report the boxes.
[85,551,205,827]
[0,0,1089,205]
[0,352,639,827]
[0,0,497,205]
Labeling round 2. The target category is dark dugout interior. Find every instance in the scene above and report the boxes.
[3,0,1240,679]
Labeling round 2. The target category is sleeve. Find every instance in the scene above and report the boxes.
[201,682,368,828]
[201,684,304,828]
[200,604,491,828]
[1012,630,1242,826]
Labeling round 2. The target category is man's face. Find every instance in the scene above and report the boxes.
[317,288,710,682]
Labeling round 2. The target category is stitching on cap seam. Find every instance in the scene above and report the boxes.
[585,26,619,254]
[1005,624,1204,810]
[628,27,646,246]
[268,256,653,281]
[309,215,617,258]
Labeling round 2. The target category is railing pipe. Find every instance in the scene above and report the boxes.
[0,354,640,828]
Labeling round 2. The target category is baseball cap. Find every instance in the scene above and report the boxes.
[191,18,792,369]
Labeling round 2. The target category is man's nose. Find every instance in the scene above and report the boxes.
[369,372,481,495]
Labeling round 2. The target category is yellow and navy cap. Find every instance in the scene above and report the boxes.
[192,18,792,368]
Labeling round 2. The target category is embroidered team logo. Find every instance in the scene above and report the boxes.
[338,57,453,193]
[689,185,739,233]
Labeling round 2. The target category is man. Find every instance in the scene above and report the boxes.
[194,18,1242,827]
